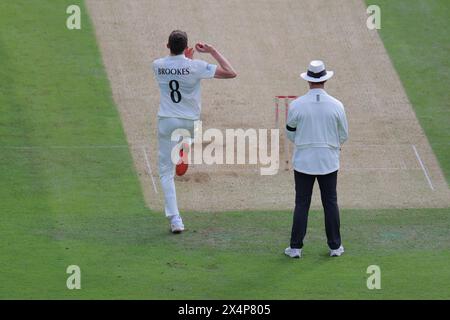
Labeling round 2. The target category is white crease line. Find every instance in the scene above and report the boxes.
[412,145,434,191]
[342,167,415,171]
[142,146,158,194]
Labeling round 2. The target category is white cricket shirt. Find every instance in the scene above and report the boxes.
[286,88,348,175]
[153,54,217,120]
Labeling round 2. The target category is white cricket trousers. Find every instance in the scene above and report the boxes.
[158,117,195,217]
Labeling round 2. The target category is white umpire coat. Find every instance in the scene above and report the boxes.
[286,88,348,175]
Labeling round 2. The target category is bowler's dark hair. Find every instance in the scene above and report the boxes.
[168,30,188,55]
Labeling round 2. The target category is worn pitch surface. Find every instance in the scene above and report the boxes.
[86,0,450,212]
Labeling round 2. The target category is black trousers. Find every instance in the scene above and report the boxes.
[290,170,341,250]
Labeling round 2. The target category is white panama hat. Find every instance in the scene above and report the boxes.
[300,60,334,82]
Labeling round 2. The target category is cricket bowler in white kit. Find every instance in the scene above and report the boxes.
[153,30,237,233]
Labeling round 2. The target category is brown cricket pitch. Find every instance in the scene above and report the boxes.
[86,0,450,212]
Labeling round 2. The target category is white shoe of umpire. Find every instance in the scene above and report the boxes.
[329,245,344,257]
[284,247,302,258]
[169,215,184,234]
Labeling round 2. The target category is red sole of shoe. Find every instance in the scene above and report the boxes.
[176,149,188,176]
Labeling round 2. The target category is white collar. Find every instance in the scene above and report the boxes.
[308,88,327,95]
[167,54,186,59]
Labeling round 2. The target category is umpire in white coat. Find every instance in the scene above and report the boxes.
[284,60,348,259]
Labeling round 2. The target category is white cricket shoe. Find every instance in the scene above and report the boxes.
[169,215,184,234]
[284,247,302,258]
[329,245,344,257]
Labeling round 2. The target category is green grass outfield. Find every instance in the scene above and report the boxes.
[0,0,449,299]
[369,0,450,184]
